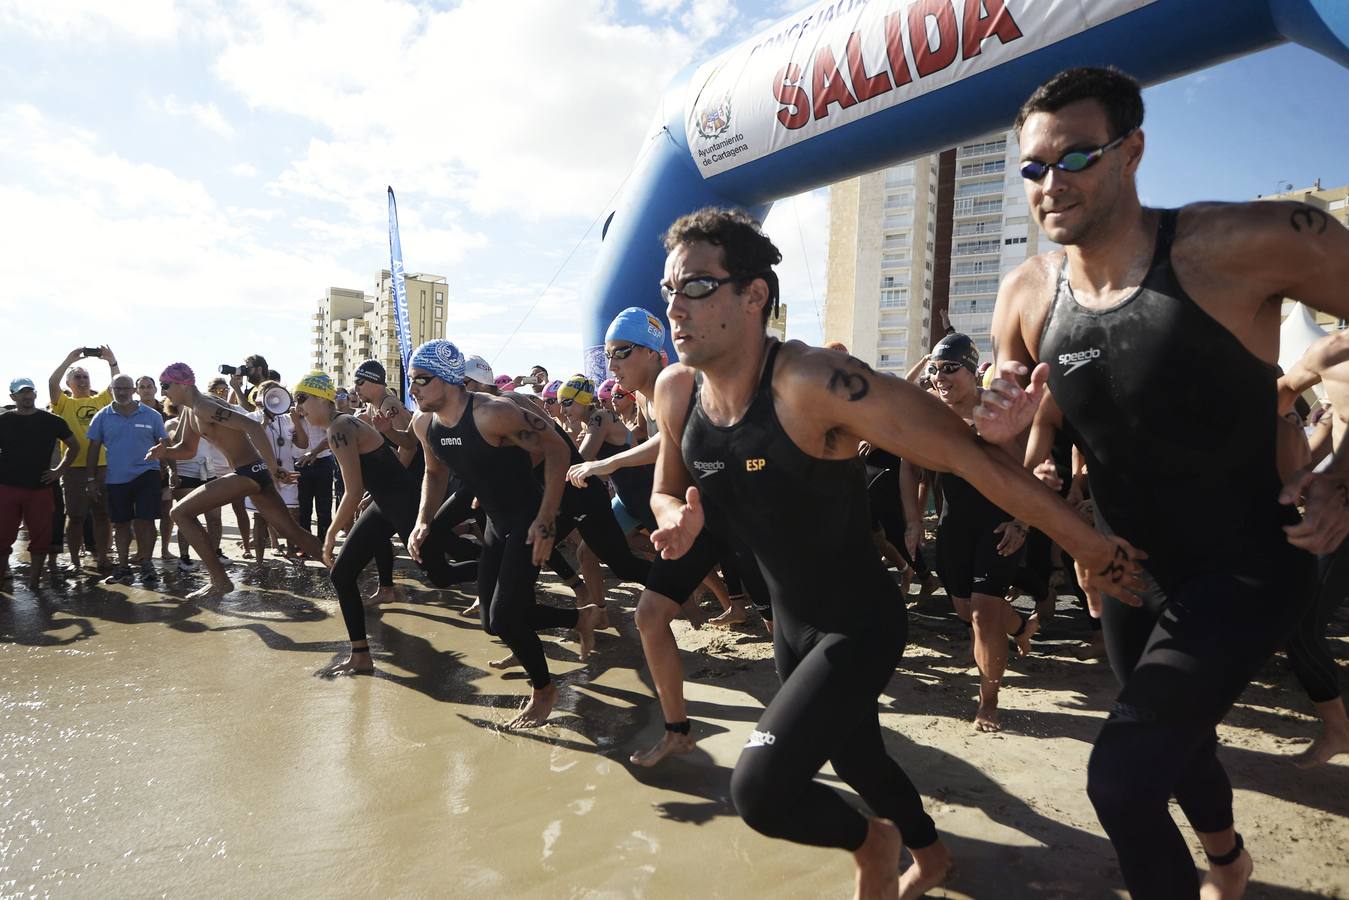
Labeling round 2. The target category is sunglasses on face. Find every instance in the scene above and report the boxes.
[560,398,578,407]
[660,275,737,303]
[354,378,367,387]
[1019,128,1136,182]
[295,394,308,405]
[159,382,172,393]
[604,344,639,361]
[409,375,435,387]
[543,398,556,406]
[927,361,965,376]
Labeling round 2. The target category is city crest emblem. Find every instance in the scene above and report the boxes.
[697,94,732,140]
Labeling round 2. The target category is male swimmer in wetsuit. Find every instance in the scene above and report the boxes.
[976,67,1349,900]
[152,364,325,599]
[405,340,603,728]
[649,207,1143,900]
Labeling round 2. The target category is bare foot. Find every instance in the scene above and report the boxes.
[509,682,558,728]
[973,702,1000,733]
[629,730,695,767]
[316,649,374,677]
[853,817,902,900]
[680,594,705,630]
[160,548,174,560]
[185,579,233,601]
[1293,721,1349,768]
[464,600,481,617]
[1200,848,1252,900]
[899,841,955,900]
[1072,632,1106,661]
[1014,614,1040,656]
[489,653,519,670]
[708,603,748,627]
[575,605,603,661]
[364,585,401,607]
[1034,592,1056,624]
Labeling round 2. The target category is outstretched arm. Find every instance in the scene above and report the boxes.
[48,348,82,406]
[793,349,1146,607]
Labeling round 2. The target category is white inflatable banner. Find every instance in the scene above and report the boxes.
[684,0,1155,178]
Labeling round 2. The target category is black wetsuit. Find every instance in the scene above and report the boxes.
[680,340,936,852]
[330,431,478,644]
[426,396,578,689]
[1287,541,1349,704]
[935,427,1022,600]
[1040,209,1316,898]
[546,421,651,586]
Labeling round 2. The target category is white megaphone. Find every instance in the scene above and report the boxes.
[262,385,293,416]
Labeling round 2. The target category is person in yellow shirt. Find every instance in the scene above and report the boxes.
[48,346,120,572]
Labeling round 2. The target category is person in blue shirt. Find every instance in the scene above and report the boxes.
[85,375,167,586]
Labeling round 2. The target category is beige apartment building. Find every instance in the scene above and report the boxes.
[825,130,1054,373]
[825,157,940,375]
[1260,179,1348,332]
[311,271,448,388]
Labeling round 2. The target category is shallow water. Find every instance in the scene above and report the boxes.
[3,547,1346,899]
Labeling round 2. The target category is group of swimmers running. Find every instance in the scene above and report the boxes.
[13,66,1348,900]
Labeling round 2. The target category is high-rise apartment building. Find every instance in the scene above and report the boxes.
[825,130,1054,370]
[824,156,940,375]
[311,271,448,388]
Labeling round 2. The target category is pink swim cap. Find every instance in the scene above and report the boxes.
[542,379,561,400]
[597,378,616,401]
[160,362,196,385]
[494,374,515,392]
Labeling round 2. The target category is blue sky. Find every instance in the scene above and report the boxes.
[2,0,1347,393]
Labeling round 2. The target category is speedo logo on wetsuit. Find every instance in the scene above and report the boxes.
[439,437,462,446]
[692,460,725,474]
[744,729,776,748]
[1057,347,1102,375]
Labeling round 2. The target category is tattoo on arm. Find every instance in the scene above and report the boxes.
[516,428,541,444]
[524,411,548,431]
[210,406,233,423]
[828,368,871,402]
[536,522,554,539]
[1290,206,1329,235]
[331,429,350,448]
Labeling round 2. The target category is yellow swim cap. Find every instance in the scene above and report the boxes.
[558,374,595,406]
[295,370,337,403]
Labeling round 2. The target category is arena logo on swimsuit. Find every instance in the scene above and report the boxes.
[440,437,462,446]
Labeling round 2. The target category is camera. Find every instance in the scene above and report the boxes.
[82,347,102,358]
[219,364,239,375]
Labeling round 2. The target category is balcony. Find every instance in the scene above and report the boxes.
[953,197,1003,217]
[952,239,1001,257]
[954,179,1003,199]
[952,259,1000,276]
[957,140,1006,159]
[951,279,1000,296]
[957,160,1005,179]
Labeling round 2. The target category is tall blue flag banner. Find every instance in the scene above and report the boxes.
[387,187,414,409]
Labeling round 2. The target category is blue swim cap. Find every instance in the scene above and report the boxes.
[605,307,666,351]
[410,340,465,385]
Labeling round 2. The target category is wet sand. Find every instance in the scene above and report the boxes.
[2,530,1346,899]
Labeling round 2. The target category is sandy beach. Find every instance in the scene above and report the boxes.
[2,524,1346,899]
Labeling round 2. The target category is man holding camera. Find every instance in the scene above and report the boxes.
[47,345,120,573]
[224,355,270,413]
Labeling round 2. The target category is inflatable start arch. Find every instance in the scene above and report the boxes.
[580,0,1349,381]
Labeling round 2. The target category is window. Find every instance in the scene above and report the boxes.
[1004,236,1027,245]
[434,306,443,319]
[880,288,908,308]
[420,290,427,302]
[435,292,444,303]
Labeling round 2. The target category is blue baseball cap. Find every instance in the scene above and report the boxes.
[605,307,666,351]
[9,377,35,394]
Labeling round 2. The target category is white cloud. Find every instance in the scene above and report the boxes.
[0,0,180,40]
[230,162,257,177]
[154,94,236,138]
[209,0,732,220]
